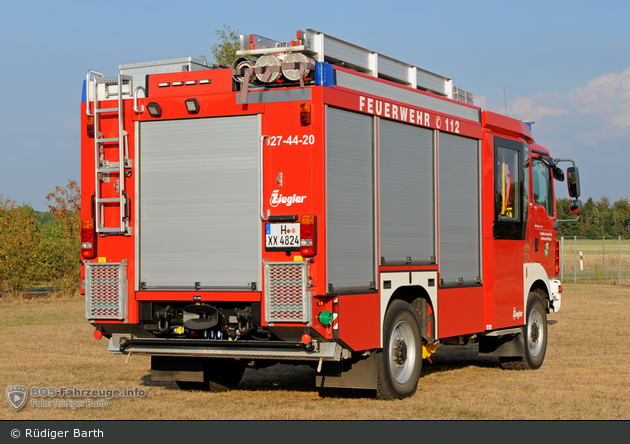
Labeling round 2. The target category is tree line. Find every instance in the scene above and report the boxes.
[556,197,630,238]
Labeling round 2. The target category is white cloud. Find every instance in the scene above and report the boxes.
[567,67,630,133]
[480,68,630,201]
[490,68,630,137]
[507,92,568,121]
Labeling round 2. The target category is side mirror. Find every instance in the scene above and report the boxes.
[553,167,564,182]
[567,167,580,198]
[570,199,582,214]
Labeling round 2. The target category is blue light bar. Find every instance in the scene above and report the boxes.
[315,62,335,88]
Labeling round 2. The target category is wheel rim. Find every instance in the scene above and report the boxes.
[527,307,544,357]
[388,320,417,384]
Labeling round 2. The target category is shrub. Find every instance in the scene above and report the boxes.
[0,196,41,291]
[0,181,81,293]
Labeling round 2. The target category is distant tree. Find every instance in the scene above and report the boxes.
[611,198,630,237]
[596,197,613,236]
[40,180,81,291]
[211,25,241,67]
[45,180,80,237]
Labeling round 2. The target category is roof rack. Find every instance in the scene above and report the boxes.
[236,28,473,104]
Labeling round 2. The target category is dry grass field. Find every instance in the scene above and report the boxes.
[1,282,629,420]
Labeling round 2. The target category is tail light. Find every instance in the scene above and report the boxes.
[300,214,317,257]
[86,115,94,138]
[81,219,96,259]
[300,103,311,126]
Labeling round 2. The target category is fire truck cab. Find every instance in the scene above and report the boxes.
[81,29,581,399]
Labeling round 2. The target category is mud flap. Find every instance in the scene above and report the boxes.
[316,353,377,390]
[479,330,525,357]
[151,356,204,383]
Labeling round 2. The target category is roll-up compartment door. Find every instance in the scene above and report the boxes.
[139,115,260,290]
[326,107,375,291]
[379,119,435,264]
[438,133,481,285]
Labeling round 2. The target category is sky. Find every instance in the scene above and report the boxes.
[1,0,629,210]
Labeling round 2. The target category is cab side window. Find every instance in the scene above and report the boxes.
[494,137,527,241]
[532,159,554,217]
[495,146,520,221]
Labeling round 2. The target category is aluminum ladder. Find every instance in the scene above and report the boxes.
[86,71,133,236]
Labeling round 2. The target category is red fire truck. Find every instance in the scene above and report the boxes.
[81,29,582,399]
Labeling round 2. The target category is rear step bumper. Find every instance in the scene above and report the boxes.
[110,337,344,361]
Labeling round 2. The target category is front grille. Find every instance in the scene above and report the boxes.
[264,261,310,324]
[85,261,127,321]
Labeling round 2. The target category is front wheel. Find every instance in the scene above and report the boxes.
[376,300,422,400]
[500,291,548,370]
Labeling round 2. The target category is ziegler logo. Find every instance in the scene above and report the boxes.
[270,190,307,207]
[513,307,524,320]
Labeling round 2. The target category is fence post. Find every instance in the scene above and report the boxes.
[603,236,605,282]
[619,236,622,285]
[560,236,568,281]
[574,236,577,283]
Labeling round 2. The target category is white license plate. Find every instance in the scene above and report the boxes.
[265,223,300,250]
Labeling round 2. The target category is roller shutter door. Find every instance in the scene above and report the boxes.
[139,115,260,290]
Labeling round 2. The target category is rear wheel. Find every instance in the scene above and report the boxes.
[500,291,548,370]
[176,358,245,391]
[376,300,422,400]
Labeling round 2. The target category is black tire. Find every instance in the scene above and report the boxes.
[376,300,422,400]
[176,358,245,392]
[500,291,548,370]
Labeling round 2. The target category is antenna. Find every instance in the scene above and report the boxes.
[503,87,507,116]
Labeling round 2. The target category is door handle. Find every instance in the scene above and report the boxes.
[535,237,539,252]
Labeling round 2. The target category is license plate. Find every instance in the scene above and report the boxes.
[265,223,300,251]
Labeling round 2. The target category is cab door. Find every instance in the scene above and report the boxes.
[530,157,557,276]
[492,136,528,329]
